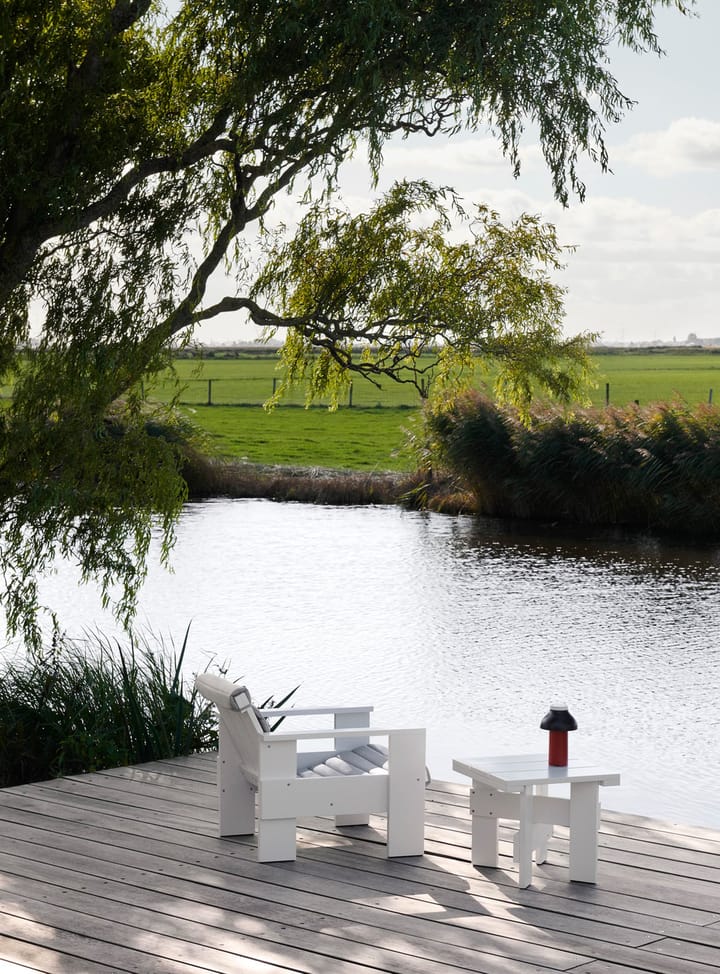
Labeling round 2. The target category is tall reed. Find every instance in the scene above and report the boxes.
[427,392,720,536]
[0,627,217,787]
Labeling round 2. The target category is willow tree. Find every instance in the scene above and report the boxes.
[0,0,692,641]
[253,180,591,407]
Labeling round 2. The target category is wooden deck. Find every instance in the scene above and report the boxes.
[0,753,718,974]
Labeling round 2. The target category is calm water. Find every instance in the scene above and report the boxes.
[7,499,720,829]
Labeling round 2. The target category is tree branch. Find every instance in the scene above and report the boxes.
[0,110,233,302]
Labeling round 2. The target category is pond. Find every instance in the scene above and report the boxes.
[8,498,720,830]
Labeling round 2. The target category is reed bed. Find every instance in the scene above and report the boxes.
[427,391,720,537]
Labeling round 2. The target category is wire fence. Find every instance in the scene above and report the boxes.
[2,376,719,409]
[145,375,424,408]
[147,376,720,409]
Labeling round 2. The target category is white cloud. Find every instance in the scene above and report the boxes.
[195,119,720,346]
[533,193,720,260]
[335,136,547,202]
[438,189,720,341]
[382,138,510,174]
[615,117,720,176]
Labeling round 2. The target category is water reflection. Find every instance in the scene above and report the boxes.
[6,499,720,829]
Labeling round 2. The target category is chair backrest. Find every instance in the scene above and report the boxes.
[195,674,266,785]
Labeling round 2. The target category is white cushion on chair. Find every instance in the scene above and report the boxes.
[253,706,272,733]
[349,743,431,783]
[299,743,389,779]
[227,683,272,732]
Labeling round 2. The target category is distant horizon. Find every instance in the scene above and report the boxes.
[180,335,720,351]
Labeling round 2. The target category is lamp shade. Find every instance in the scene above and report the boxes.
[540,704,578,732]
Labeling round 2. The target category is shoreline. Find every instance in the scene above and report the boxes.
[182,456,720,545]
[183,457,477,513]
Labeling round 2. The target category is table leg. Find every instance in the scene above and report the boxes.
[569,781,601,883]
[534,784,550,864]
[470,784,499,867]
[516,785,534,888]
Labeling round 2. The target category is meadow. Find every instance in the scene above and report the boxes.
[154,348,720,409]
[4,347,720,471]
[185,404,420,471]
[156,348,720,470]
[147,354,424,407]
[591,349,720,406]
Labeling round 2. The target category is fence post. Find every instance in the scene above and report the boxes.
[272,377,277,397]
[207,379,213,406]
[605,382,610,406]
[348,382,353,408]
[710,388,714,405]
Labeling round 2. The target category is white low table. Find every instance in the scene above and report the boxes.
[452,753,621,888]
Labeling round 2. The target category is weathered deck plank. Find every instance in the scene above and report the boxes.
[0,753,718,974]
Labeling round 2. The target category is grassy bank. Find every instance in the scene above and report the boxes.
[6,349,720,472]
[0,626,302,787]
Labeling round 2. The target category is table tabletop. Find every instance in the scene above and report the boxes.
[452,753,621,789]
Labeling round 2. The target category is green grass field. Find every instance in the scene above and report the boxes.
[147,356,424,408]
[186,404,420,471]
[164,349,720,470]
[5,348,720,471]
[152,349,720,409]
[153,356,439,470]
[590,351,720,407]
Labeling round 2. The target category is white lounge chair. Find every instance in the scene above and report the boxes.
[195,673,427,862]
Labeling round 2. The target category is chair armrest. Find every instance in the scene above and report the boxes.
[256,705,373,718]
[264,726,423,742]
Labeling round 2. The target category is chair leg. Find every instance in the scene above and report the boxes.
[387,729,426,857]
[257,817,298,862]
[218,760,255,837]
[334,711,371,827]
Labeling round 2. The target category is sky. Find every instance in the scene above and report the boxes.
[195,0,720,348]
